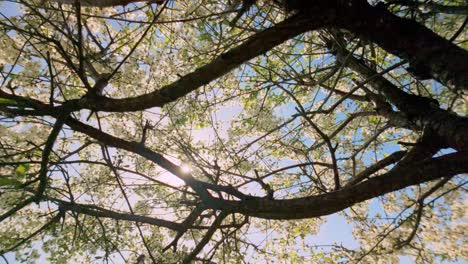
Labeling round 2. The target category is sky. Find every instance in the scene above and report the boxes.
[0,1,466,263]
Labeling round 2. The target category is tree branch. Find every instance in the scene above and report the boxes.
[338,1,468,91]
[182,211,228,264]
[58,201,184,231]
[35,114,68,201]
[329,37,468,151]
[346,150,407,186]
[217,152,468,220]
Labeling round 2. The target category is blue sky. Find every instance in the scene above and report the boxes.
[0,1,466,263]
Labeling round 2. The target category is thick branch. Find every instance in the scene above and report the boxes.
[331,39,468,151]
[388,1,468,15]
[64,118,213,199]
[80,13,329,112]
[0,98,250,201]
[346,150,407,186]
[36,114,68,200]
[46,0,161,7]
[58,201,184,231]
[1,13,327,114]
[337,2,468,91]
[218,152,468,219]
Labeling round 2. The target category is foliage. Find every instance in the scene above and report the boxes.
[0,0,467,263]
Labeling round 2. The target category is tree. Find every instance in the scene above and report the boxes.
[0,0,466,262]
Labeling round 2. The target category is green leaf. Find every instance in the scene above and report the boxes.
[0,177,21,187]
[199,32,211,41]
[369,116,379,124]
[15,164,30,176]
[0,98,17,105]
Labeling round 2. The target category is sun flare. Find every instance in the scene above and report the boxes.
[181,164,192,174]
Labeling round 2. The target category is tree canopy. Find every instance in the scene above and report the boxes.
[0,0,467,263]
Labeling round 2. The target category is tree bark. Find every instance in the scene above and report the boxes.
[82,13,330,112]
[337,1,468,92]
[46,0,161,7]
[218,152,468,219]
[330,40,468,151]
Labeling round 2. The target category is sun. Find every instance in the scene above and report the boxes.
[181,164,192,174]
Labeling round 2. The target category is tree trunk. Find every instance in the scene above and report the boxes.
[337,2,468,92]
